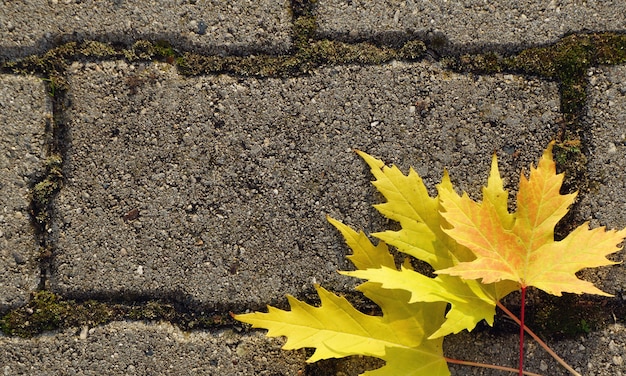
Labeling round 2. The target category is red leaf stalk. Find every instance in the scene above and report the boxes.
[519,286,527,376]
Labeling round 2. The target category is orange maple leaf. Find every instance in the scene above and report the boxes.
[437,142,626,296]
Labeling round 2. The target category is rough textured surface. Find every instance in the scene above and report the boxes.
[50,60,558,312]
[0,75,47,312]
[0,0,291,60]
[316,0,626,52]
[0,321,305,375]
[578,65,626,299]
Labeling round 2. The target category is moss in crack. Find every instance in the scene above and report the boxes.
[123,40,181,63]
[305,40,396,65]
[1,27,424,79]
[0,291,131,337]
[291,0,318,50]
[0,40,181,80]
[76,40,119,59]
[293,14,317,51]
[2,45,74,89]
[0,291,236,338]
[595,33,626,64]
[454,52,505,74]
[179,39,424,77]
[1,291,69,336]
[32,154,63,224]
[398,40,428,61]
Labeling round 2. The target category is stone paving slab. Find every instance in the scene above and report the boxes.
[0,321,304,375]
[49,59,559,311]
[316,0,626,52]
[578,64,626,298]
[0,0,292,61]
[0,75,48,312]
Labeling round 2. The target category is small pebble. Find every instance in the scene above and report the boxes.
[79,326,89,340]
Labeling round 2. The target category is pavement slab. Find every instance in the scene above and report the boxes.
[50,59,560,312]
[0,75,48,312]
[316,0,626,52]
[578,64,626,298]
[0,0,292,61]
[0,321,305,375]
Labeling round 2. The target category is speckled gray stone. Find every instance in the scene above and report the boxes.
[0,0,291,61]
[0,321,305,375]
[0,75,47,311]
[577,65,626,298]
[49,60,559,312]
[316,0,626,53]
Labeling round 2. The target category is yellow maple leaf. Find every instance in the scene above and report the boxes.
[437,141,626,296]
[352,150,517,338]
[234,142,625,375]
[234,219,450,375]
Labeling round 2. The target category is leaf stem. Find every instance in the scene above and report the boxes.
[496,301,582,376]
[445,357,543,376]
[519,286,527,376]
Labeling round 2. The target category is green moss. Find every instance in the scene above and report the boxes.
[398,40,427,61]
[595,33,626,64]
[177,53,225,75]
[455,52,504,74]
[124,40,158,61]
[152,40,177,58]
[121,40,180,63]
[1,291,72,337]
[0,291,234,338]
[128,301,177,321]
[178,38,422,78]
[309,40,396,65]
[0,292,119,337]
[293,15,317,50]
[32,154,63,224]
[77,40,118,58]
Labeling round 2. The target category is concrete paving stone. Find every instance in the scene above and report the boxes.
[315,0,626,52]
[0,75,48,312]
[0,0,291,61]
[578,64,626,298]
[0,321,305,375]
[50,60,559,311]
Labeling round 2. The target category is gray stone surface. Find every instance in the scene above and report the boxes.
[0,0,292,61]
[0,321,305,375]
[316,0,626,52]
[50,60,559,311]
[0,75,47,312]
[578,64,626,298]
